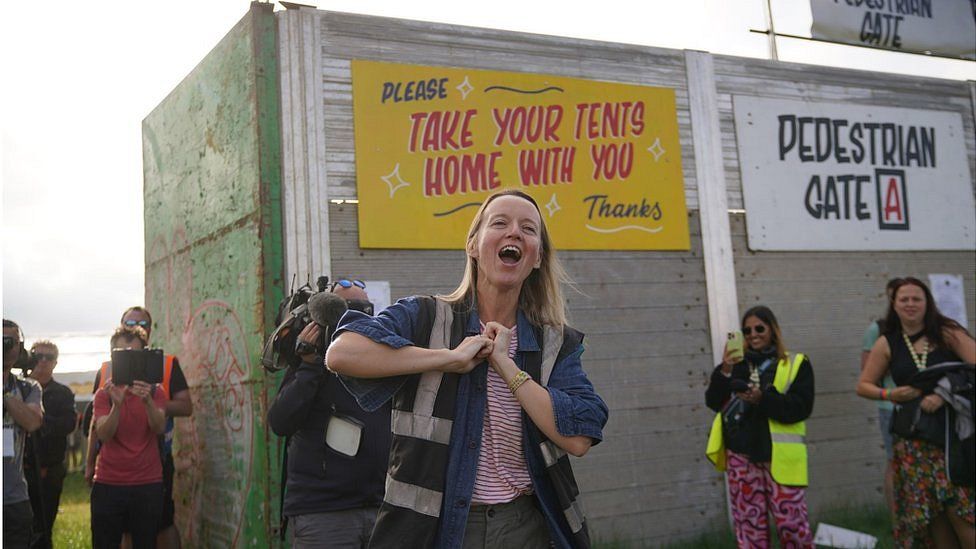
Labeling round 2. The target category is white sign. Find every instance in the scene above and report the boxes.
[928,273,968,328]
[363,280,391,313]
[813,522,878,548]
[810,0,976,59]
[733,96,975,251]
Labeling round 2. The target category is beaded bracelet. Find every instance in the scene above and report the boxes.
[508,370,531,394]
[880,388,889,401]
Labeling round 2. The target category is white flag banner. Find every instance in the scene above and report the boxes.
[810,0,976,59]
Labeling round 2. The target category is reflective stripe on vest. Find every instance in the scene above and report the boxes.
[770,433,804,444]
[540,325,563,386]
[384,474,443,518]
[382,299,455,516]
[564,498,586,534]
[539,440,567,468]
[391,408,452,445]
[704,353,807,486]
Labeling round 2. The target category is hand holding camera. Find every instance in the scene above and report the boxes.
[295,323,324,364]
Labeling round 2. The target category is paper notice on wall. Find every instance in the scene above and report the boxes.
[364,280,391,314]
[928,274,968,328]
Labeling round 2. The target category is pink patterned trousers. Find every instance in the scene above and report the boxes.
[726,451,813,548]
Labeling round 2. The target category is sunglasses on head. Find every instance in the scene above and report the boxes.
[31,352,57,362]
[742,325,767,336]
[123,319,151,328]
[331,279,366,291]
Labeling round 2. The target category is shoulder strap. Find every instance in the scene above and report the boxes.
[413,295,437,348]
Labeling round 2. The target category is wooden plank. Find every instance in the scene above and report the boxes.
[685,50,740,367]
[277,8,331,282]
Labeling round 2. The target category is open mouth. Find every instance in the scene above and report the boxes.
[498,245,522,265]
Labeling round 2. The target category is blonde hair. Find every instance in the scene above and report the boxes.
[440,190,571,327]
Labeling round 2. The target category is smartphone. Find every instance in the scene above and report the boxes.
[726,330,744,362]
[111,349,164,386]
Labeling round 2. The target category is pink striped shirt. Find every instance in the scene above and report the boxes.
[471,325,533,504]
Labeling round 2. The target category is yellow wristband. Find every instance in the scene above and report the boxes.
[508,370,531,394]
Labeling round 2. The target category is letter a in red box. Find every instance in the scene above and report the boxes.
[874,169,909,231]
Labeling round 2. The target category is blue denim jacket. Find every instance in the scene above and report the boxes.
[334,296,609,549]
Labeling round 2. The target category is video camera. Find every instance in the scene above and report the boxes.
[3,331,34,374]
[261,275,374,373]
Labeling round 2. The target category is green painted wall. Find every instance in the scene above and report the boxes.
[141,4,284,546]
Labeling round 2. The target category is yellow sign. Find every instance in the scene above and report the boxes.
[352,60,689,250]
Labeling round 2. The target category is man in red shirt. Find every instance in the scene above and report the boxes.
[90,326,167,548]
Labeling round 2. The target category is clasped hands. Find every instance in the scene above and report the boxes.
[444,321,512,374]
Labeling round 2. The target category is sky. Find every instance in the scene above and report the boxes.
[2,0,974,338]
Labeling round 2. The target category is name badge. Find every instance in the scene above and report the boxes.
[325,414,363,457]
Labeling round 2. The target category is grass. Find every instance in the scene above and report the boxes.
[51,471,91,548]
[597,503,893,548]
[55,469,893,548]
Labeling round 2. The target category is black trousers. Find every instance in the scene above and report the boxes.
[3,500,34,549]
[27,461,66,549]
[90,482,162,549]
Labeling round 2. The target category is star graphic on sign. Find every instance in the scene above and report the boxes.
[381,164,410,198]
[544,193,561,218]
[647,138,666,161]
[456,77,474,100]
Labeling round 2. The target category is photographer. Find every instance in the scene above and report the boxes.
[86,306,191,549]
[268,279,391,549]
[4,319,43,549]
[90,326,167,549]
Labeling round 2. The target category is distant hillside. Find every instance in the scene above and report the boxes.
[56,370,97,397]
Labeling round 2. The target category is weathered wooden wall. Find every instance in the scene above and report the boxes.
[711,55,976,514]
[273,7,976,547]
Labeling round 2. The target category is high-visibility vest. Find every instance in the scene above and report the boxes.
[705,352,808,487]
[97,354,177,398]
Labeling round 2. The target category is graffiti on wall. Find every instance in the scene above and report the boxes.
[147,230,255,547]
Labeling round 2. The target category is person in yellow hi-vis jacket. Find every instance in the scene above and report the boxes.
[705,306,815,548]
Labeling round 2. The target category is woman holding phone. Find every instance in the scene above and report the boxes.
[705,306,815,548]
[327,190,608,548]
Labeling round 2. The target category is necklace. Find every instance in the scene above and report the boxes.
[902,331,928,370]
[749,364,760,385]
